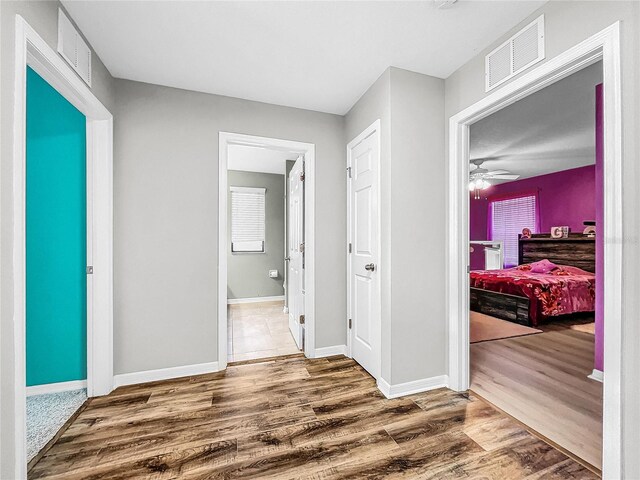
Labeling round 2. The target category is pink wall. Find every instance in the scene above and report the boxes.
[470,164,596,242]
[595,84,604,372]
[469,197,489,270]
[470,165,596,270]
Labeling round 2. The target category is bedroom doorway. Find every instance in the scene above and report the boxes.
[467,60,603,471]
[12,16,114,479]
[447,23,622,478]
[25,66,89,466]
[218,133,316,368]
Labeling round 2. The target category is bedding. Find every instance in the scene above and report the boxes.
[470,263,596,326]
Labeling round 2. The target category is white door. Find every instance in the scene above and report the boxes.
[287,156,304,349]
[348,122,380,379]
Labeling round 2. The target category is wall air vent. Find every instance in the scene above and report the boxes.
[57,9,92,87]
[485,15,544,92]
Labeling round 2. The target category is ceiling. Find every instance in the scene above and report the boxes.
[469,61,603,184]
[62,1,545,115]
[228,145,297,175]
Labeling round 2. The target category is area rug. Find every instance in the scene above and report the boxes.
[569,322,596,334]
[470,311,542,343]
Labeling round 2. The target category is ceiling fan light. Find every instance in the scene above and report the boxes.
[469,178,491,197]
[471,178,490,190]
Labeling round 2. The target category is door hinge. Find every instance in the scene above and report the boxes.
[299,314,305,325]
[348,318,352,329]
[299,242,305,253]
[346,166,352,179]
[86,266,93,274]
[348,243,352,254]
[467,265,471,273]
[300,172,305,182]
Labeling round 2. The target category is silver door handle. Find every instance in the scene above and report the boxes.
[364,263,375,272]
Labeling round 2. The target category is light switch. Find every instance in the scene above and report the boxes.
[269,270,278,278]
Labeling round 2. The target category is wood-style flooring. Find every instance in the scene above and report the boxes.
[471,327,602,471]
[228,301,300,363]
[30,355,597,479]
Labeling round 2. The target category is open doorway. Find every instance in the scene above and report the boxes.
[447,22,622,478]
[467,62,603,471]
[25,66,89,466]
[12,16,114,477]
[225,145,302,362]
[218,133,316,368]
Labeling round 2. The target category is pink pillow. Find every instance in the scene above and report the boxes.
[530,259,558,274]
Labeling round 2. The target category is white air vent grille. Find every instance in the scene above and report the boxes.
[485,15,544,92]
[57,9,92,87]
[487,43,511,89]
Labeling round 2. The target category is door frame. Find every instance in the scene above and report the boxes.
[11,15,114,476]
[218,132,316,369]
[447,23,622,477]
[346,119,382,381]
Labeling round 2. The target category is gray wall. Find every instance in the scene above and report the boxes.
[227,171,285,299]
[1,2,115,476]
[444,2,640,476]
[113,79,346,375]
[388,68,446,384]
[345,67,445,386]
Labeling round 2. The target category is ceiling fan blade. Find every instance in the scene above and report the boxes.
[485,170,510,175]
[487,174,520,180]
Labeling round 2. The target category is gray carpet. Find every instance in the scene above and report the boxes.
[27,389,87,461]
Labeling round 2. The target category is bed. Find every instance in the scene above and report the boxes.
[469,234,596,326]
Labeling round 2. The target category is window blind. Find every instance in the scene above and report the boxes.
[490,194,537,267]
[231,186,266,252]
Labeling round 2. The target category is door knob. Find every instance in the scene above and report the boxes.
[364,263,375,272]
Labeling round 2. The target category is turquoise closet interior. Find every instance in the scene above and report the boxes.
[26,67,87,386]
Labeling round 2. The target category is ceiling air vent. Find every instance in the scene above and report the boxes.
[57,9,92,87]
[485,15,544,92]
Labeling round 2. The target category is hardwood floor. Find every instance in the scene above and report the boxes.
[471,328,603,471]
[228,301,300,362]
[30,355,597,479]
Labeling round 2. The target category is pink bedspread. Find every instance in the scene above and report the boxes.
[470,264,596,326]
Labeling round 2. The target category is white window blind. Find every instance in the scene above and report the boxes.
[231,186,266,252]
[490,195,537,267]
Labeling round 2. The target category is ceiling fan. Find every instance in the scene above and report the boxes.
[469,159,520,199]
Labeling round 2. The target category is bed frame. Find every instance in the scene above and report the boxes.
[470,234,596,326]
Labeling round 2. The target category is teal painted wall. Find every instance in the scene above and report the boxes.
[26,67,87,386]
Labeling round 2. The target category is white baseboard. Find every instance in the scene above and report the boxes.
[26,379,87,396]
[227,295,285,305]
[314,345,348,358]
[588,369,603,383]
[377,375,449,399]
[113,362,221,388]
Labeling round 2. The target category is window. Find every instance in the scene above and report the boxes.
[231,186,266,253]
[490,194,537,267]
